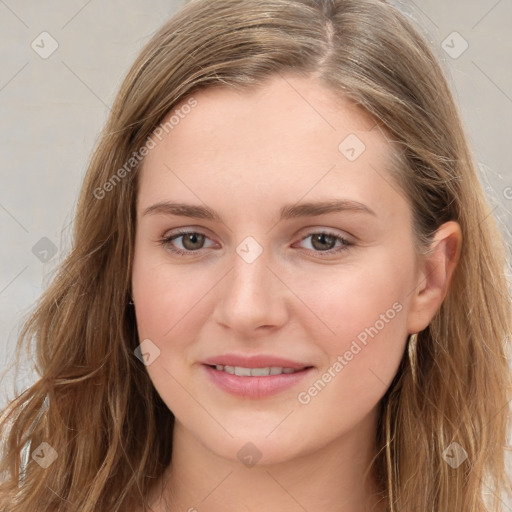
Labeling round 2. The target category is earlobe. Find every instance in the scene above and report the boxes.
[407,221,462,333]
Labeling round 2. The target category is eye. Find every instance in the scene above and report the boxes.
[295,231,352,257]
[159,230,215,256]
[158,229,353,257]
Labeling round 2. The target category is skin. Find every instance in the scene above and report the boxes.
[131,73,462,512]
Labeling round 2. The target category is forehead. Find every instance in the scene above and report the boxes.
[157,74,378,152]
[137,74,403,221]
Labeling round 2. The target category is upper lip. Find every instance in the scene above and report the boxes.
[202,354,313,370]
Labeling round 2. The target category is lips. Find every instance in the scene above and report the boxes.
[201,353,314,399]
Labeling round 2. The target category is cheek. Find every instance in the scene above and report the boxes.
[297,251,411,342]
[292,250,412,403]
[131,241,209,338]
[131,247,221,398]
[131,250,212,414]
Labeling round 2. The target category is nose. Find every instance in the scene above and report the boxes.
[212,244,289,336]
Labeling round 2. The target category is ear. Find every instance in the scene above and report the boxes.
[407,221,462,334]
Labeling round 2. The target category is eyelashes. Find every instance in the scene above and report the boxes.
[158,229,353,258]
[159,230,214,256]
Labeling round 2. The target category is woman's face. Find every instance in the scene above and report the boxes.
[131,74,425,464]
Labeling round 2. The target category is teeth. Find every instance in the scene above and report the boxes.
[212,365,303,376]
[234,366,252,377]
[250,367,270,376]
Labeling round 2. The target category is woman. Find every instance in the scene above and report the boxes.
[1,0,510,510]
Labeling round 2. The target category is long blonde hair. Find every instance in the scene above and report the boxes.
[1,0,510,510]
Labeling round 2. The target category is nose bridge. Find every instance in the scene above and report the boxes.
[215,235,287,331]
[232,244,271,300]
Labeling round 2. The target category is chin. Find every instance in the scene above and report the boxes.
[196,428,312,467]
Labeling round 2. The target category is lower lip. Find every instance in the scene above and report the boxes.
[202,364,314,399]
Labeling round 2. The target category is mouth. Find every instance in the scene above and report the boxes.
[202,361,315,399]
[205,364,313,376]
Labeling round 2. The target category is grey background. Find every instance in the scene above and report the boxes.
[1,0,511,505]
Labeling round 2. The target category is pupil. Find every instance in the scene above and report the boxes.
[314,234,333,250]
[185,233,202,249]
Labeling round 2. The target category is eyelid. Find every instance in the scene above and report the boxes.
[293,230,353,256]
[296,226,354,243]
[159,227,354,257]
[160,228,218,254]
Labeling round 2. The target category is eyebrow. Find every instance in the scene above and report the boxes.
[142,199,376,221]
